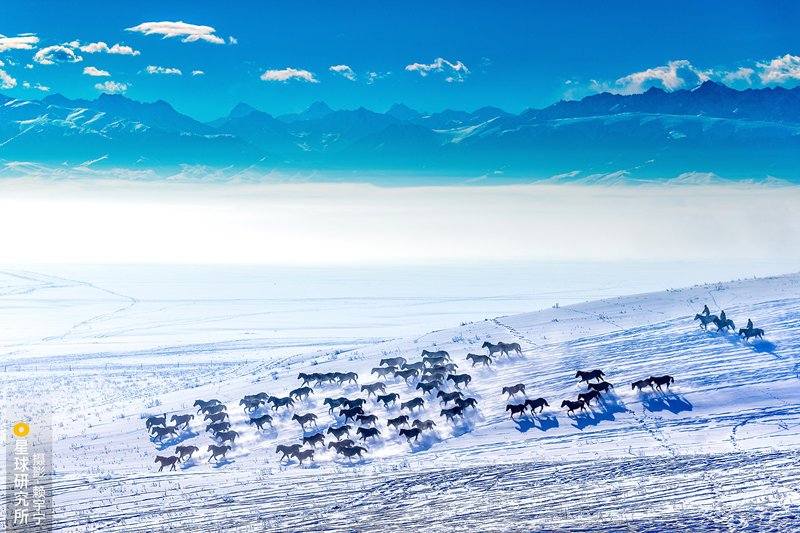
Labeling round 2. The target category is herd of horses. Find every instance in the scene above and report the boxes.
[503,369,675,419]
[148,342,521,470]
[149,305,763,471]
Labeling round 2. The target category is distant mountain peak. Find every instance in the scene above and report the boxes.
[387,103,420,121]
[229,102,262,119]
[306,101,332,113]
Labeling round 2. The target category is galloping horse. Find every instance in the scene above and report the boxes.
[694,314,718,330]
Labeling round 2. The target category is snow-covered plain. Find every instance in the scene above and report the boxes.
[1,264,800,532]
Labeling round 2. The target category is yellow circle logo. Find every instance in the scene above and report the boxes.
[13,423,29,437]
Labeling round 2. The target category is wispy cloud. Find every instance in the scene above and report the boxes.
[126,21,226,44]
[0,69,16,89]
[94,80,127,94]
[329,64,356,81]
[83,66,110,77]
[228,36,237,45]
[79,41,140,56]
[22,81,49,91]
[723,67,755,85]
[260,67,317,83]
[33,45,82,65]
[405,57,469,82]
[146,65,182,75]
[191,70,204,76]
[0,34,39,52]
[366,71,391,84]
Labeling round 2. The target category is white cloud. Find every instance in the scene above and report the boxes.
[146,65,182,75]
[94,80,127,94]
[0,69,16,89]
[329,64,356,81]
[228,36,237,45]
[79,41,140,56]
[33,45,82,65]
[126,21,226,44]
[0,59,3,67]
[192,70,204,76]
[83,66,110,77]
[260,67,317,83]
[592,60,709,94]
[757,54,800,84]
[0,34,39,52]
[405,57,469,82]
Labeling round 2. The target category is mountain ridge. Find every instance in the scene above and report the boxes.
[2,81,799,181]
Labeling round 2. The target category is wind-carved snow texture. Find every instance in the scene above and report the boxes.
[0,269,799,531]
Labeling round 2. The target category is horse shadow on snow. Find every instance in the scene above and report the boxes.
[152,430,200,451]
[514,414,559,433]
[570,394,626,430]
[640,391,693,414]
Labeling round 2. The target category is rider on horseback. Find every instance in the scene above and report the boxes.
[719,310,727,323]
[746,318,753,331]
[703,305,710,316]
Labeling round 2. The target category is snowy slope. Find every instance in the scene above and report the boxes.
[1,269,799,531]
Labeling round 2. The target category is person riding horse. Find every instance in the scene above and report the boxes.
[746,318,753,330]
[703,305,710,316]
[719,310,727,323]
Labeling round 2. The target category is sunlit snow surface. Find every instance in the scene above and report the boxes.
[1,263,799,531]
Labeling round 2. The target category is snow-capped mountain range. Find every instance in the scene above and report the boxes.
[2,81,800,181]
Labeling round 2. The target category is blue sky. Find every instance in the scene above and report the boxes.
[1,0,799,121]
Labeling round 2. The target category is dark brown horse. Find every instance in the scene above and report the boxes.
[524,398,548,413]
[155,455,180,471]
[248,414,273,430]
[502,384,525,397]
[357,427,381,441]
[575,369,605,383]
[401,398,425,411]
[506,403,526,419]
[175,445,199,462]
[207,445,231,461]
[587,381,614,393]
[361,382,387,397]
[292,413,318,429]
[338,446,367,460]
[377,393,400,406]
[399,428,422,442]
[327,425,352,440]
[466,353,493,367]
[412,419,436,430]
[302,432,325,447]
[648,375,675,391]
[447,373,472,388]
[578,390,601,406]
[276,444,302,460]
[437,390,463,405]
[292,449,315,464]
[561,399,586,415]
[387,415,410,429]
[440,405,464,421]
